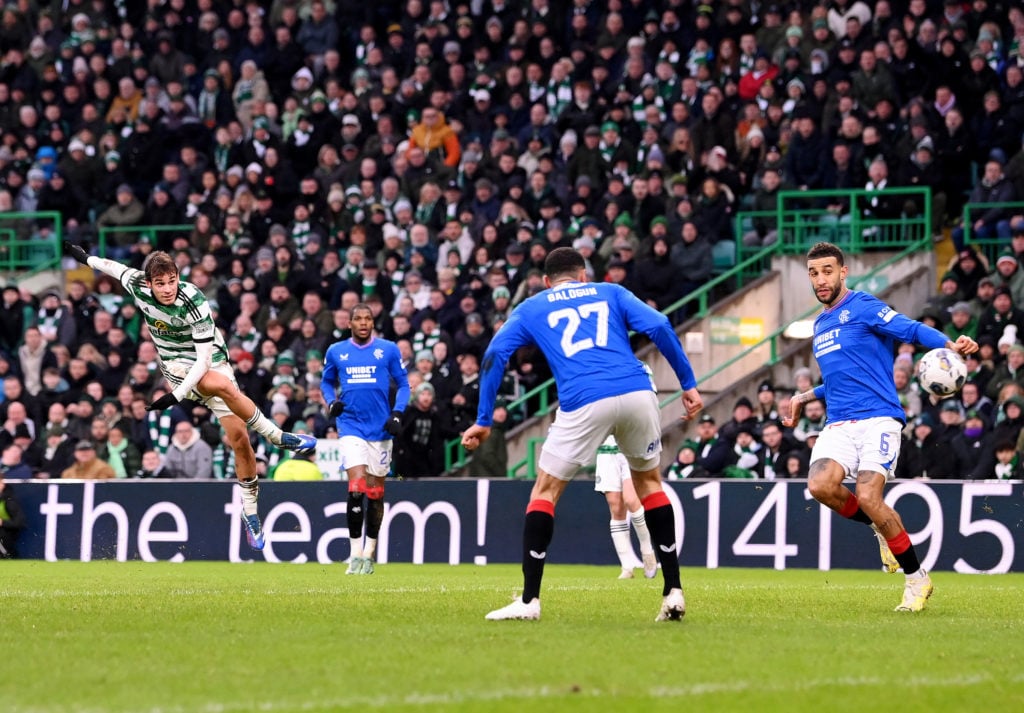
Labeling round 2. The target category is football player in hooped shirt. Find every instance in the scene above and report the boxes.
[784,242,978,612]
[321,303,410,575]
[462,247,704,622]
[64,241,316,552]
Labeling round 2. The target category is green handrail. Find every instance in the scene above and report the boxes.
[0,211,63,273]
[658,235,933,411]
[776,187,931,254]
[961,201,1024,262]
[507,437,545,479]
[97,224,194,257]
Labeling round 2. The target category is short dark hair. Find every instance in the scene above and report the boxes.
[543,247,585,280]
[142,251,179,282]
[806,241,844,266]
[351,303,374,319]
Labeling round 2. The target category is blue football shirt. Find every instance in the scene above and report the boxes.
[321,336,410,441]
[475,281,697,427]
[811,290,948,424]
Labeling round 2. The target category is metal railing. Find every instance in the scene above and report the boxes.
[775,187,931,254]
[656,236,933,415]
[961,201,1024,263]
[0,212,63,273]
[97,224,194,257]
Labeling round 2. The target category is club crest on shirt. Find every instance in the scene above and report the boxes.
[839,309,851,324]
[374,348,384,360]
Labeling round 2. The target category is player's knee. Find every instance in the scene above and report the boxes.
[605,494,626,519]
[225,427,249,451]
[806,471,833,501]
[365,485,384,500]
[348,477,366,494]
[853,486,884,512]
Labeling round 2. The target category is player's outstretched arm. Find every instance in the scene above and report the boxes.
[64,240,134,281]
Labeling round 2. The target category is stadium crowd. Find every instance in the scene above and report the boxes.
[0,0,1023,481]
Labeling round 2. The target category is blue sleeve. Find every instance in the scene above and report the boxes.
[476,309,534,427]
[619,287,697,390]
[870,301,949,350]
[321,346,339,403]
[813,384,825,400]
[389,345,410,413]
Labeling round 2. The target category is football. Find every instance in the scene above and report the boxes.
[916,347,968,398]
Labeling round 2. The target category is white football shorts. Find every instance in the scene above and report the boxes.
[809,416,902,480]
[594,451,632,493]
[339,435,393,478]
[161,359,238,421]
[539,390,662,481]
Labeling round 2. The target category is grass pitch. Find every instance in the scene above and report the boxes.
[4,562,1022,713]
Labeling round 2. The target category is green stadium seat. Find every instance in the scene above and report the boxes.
[712,240,736,272]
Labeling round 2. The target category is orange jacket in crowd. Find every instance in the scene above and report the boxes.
[406,113,461,168]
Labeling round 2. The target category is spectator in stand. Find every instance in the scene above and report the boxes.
[950,408,992,478]
[948,247,989,300]
[786,114,827,190]
[664,441,709,480]
[754,381,780,425]
[669,221,713,302]
[945,301,978,342]
[693,413,733,477]
[633,236,678,312]
[897,413,955,479]
[951,160,1017,251]
[407,107,461,170]
[977,286,1024,347]
[394,382,452,478]
[61,440,115,480]
[718,396,760,445]
[162,421,214,480]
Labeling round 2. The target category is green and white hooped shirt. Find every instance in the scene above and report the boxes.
[110,262,229,366]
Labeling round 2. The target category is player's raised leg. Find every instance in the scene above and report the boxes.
[199,370,317,454]
[807,458,897,571]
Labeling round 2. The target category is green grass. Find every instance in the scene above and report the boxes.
[4,563,1023,713]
